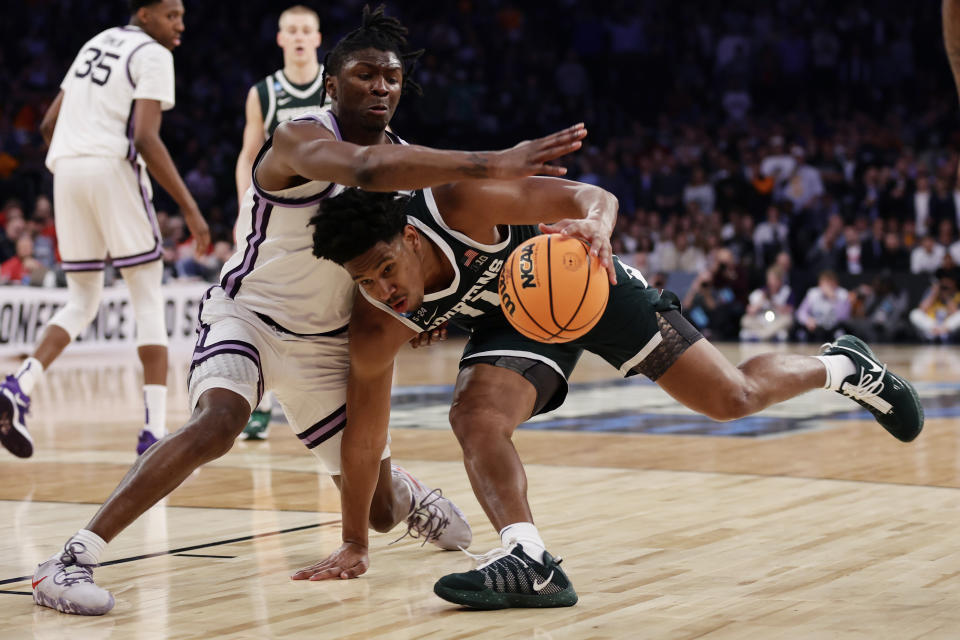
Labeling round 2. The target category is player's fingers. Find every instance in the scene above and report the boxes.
[339,563,368,579]
[535,163,569,177]
[307,565,344,581]
[291,564,326,579]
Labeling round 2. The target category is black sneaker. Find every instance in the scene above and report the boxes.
[433,542,578,609]
[820,335,924,442]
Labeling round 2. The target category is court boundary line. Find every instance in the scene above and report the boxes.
[0,519,340,587]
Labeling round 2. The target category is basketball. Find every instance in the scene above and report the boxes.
[498,235,610,343]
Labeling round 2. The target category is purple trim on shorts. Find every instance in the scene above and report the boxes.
[221,194,272,298]
[296,404,347,449]
[194,285,216,341]
[61,259,107,272]
[126,40,161,88]
[189,339,264,404]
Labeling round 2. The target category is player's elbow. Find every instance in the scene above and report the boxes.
[133,131,159,156]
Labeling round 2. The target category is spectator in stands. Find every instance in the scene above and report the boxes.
[909,268,960,342]
[840,225,864,275]
[682,247,748,340]
[682,166,715,216]
[911,235,946,274]
[881,230,911,272]
[753,205,789,266]
[29,194,56,268]
[0,213,26,264]
[844,273,910,343]
[913,174,933,237]
[740,266,794,341]
[781,146,824,213]
[861,217,886,270]
[794,269,850,342]
[0,233,42,285]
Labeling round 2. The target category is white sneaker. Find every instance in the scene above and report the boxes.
[33,541,115,615]
[392,465,472,550]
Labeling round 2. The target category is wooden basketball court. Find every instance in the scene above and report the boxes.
[2,340,959,638]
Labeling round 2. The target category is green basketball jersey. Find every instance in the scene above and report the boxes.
[254,67,329,138]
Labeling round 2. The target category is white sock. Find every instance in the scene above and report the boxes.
[391,466,416,516]
[143,384,167,437]
[68,529,106,565]
[15,357,44,395]
[815,355,858,391]
[500,522,546,565]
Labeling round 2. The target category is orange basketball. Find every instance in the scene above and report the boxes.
[498,234,610,343]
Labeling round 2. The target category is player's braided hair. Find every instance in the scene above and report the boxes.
[311,188,411,265]
[318,4,424,106]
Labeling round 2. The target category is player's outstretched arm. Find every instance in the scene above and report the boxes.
[272,121,587,192]
[133,99,211,255]
[291,296,415,580]
[437,177,620,284]
[235,87,264,206]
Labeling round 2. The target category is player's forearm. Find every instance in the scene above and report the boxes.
[136,134,199,213]
[339,365,394,547]
[945,0,960,101]
[574,184,618,234]
[302,144,506,192]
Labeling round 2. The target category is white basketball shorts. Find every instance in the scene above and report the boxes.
[52,156,161,272]
[187,286,390,474]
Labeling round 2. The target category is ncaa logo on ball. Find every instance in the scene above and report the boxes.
[518,243,537,288]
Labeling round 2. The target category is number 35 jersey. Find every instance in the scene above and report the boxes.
[46,26,175,172]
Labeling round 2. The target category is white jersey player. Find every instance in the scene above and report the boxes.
[0,0,209,460]
[234,5,330,440]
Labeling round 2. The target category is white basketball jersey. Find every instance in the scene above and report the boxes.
[46,26,175,172]
[221,111,406,335]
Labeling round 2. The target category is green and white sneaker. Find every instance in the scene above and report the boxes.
[433,542,577,610]
[240,408,270,441]
[820,335,924,442]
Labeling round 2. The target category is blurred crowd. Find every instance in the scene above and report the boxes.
[1,0,959,341]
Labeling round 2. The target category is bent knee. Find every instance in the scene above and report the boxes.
[182,403,249,459]
[702,386,754,422]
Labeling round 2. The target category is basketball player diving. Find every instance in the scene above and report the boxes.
[307,182,925,610]
[32,5,587,616]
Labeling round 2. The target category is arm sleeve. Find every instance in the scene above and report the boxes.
[129,43,176,110]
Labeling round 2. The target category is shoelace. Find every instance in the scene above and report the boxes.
[842,365,887,402]
[3,376,30,414]
[461,538,523,570]
[390,488,451,546]
[54,541,97,588]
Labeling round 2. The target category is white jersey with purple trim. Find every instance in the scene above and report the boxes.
[46,25,175,172]
[220,110,407,336]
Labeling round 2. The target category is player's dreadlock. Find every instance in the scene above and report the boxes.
[311,188,411,265]
[318,4,424,106]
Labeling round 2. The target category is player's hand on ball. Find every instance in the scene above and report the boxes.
[409,323,448,349]
[290,542,369,580]
[539,219,617,285]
